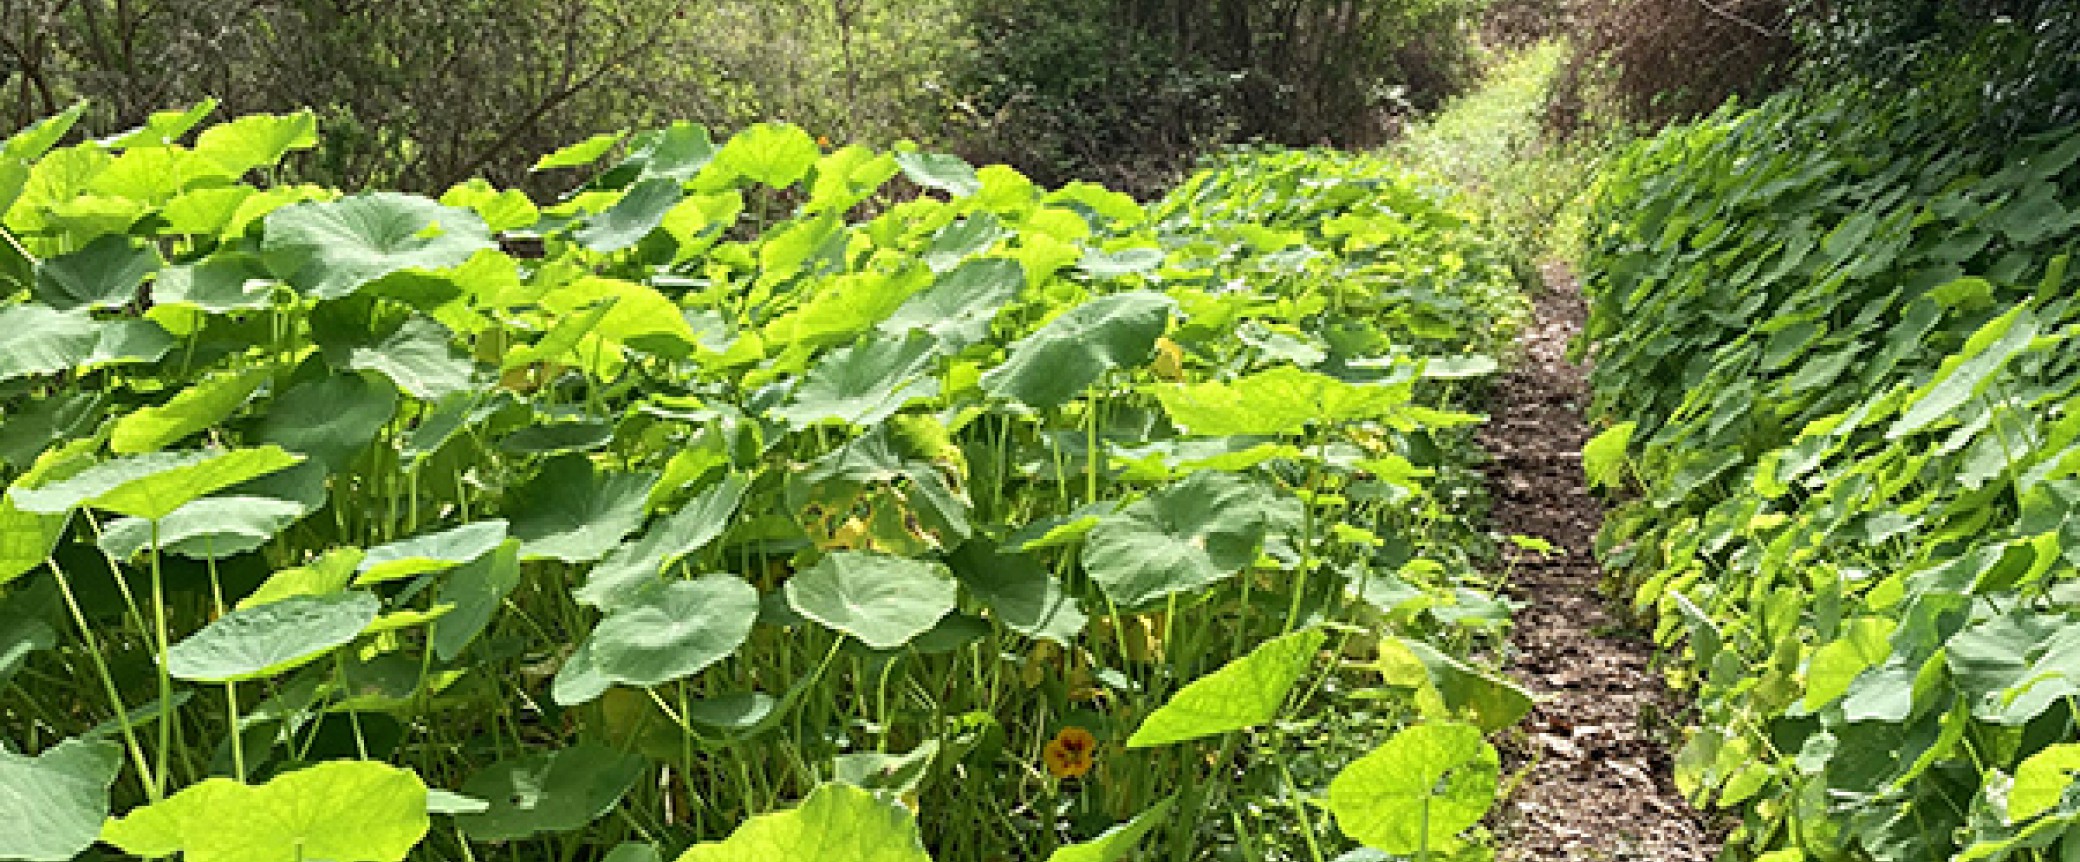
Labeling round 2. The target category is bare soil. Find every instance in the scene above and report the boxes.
[1481,263,1719,862]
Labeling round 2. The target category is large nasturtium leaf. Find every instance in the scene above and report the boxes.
[539,276,701,359]
[1889,305,2040,438]
[33,234,161,311]
[0,443,96,584]
[895,150,981,198]
[257,370,398,470]
[164,591,378,682]
[947,539,1086,645]
[0,305,102,382]
[454,744,646,842]
[96,494,308,561]
[576,474,750,611]
[152,253,277,313]
[509,456,657,563]
[574,177,683,252]
[980,291,1175,409]
[770,330,942,429]
[1327,723,1500,855]
[1374,637,1534,733]
[534,131,626,171]
[191,110,319,175]
[553,575,759,705]
[1044,797,1176,862]
[262,192,493,300]
[9,446,302,521]
[0,738,122,862]
[784,551,958,650]
[714,122,822,189]
[1581,420,1636,490]
[1155,365,1417,437]
[675,782,932,862]
[1801,617,1897,711]
[2011,743,2080,823]
[112,368,270,454]
[431,539,521,661]
[878,257,1026,350]
[1082,471,1286,608]
[100,760,429,862]
[356,520,509,585]
[1126,628,1325,748]
[328,315,480,400]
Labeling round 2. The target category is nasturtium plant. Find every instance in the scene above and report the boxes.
[1128,628,1326,748]
[979,291,1176,410]
[785,551,959,650]
[1082,471,1289,608]
[163,591,380,682]
[101,760,430,862]
[1327,722,1499,854]
[675,782,933,862]
[0,739,122,862]
[454,745,645,842]
[1,108,1529,862]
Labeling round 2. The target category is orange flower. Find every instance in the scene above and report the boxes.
[816,135,832,148]
[1043,727,1097,779]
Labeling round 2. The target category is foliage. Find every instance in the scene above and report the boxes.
[947,0,1486,194]
[1579,84,2080,860]
[1790,0,2080,142]
[0,106,1525,860]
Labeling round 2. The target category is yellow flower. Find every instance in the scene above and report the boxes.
[1043,727,1097,779]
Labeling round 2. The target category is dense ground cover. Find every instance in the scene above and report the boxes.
[0,104,1533,862]
[1579,88,2080,860]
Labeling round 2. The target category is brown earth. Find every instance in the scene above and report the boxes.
[1481,263,1720,862]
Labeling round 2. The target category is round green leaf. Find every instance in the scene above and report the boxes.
[553,575,759,705]
[2012,743,2080,823]
[164,591,379,682]
[714,123,822,189]
[980,291,1175,410]
[1327,723,1500,854]
[9,446,303,521]
[770,330,942,430]
[262,192,493,300]
[454,744,646,842]
[101,760,429,862]
[508,456,657,563]
[34,235,161,311]
[784,551,957,650]
[0,739,121,862]
[1082,471,1284,608]
[674,782,932,862]
[356,520,509,585]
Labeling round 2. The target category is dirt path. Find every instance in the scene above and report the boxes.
[1481,264,1718,862]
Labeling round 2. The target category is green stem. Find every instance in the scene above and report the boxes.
[48,558,159,802]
